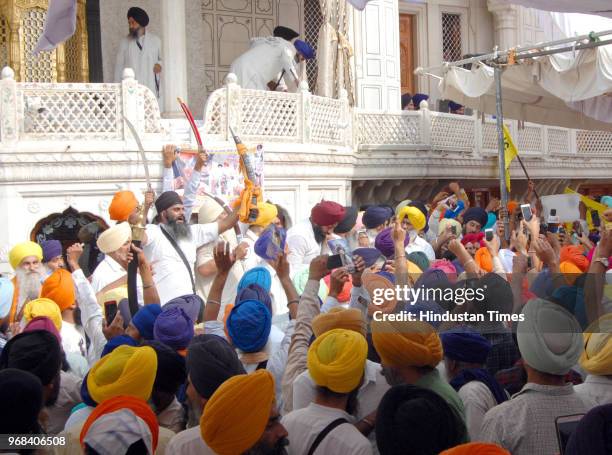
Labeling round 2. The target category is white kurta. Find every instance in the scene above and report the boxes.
[229,37,298,90]
[114,32,162,102]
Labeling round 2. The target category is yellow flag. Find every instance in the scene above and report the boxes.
[564,187,608,230]
[503,125,518,191]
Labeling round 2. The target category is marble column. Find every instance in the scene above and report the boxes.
[161,0,188,117]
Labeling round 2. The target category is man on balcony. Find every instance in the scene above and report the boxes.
[114,7,162,104]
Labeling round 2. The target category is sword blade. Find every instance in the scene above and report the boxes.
[123,115,152,189]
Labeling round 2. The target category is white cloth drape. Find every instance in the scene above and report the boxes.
[496,1,612,19]
[34,0,77,53]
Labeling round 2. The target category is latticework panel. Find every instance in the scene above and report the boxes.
[516,125,542,153]
[480,122,499,150]
[356,112,420,145]
[64,20,82,82]
[141,86,163,134]
[239,90,299,140]
[0,16,8,70]
[20,85,122,139]
[203,91,225,136]
[23,8,54,82]
[547,128,570,154]
[310,95,343,144]
[431,114,474,150]
[304,0,323,92]
[442,13,462,62]
[576,130,612,155]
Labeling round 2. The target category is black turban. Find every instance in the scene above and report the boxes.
[334,206,358,234]
[476,272,514,314]
[375,385,465,455]
[0,368,44,434]
[566,404,612,455]
[186,334,246,399]
[0,330,61,386]
[273,26,299,41]
[145,341,187,394]
[155,191,182,214]
[462,207,488,229]
[127,7,149,27]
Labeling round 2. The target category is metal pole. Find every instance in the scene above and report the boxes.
[494,65,510,241]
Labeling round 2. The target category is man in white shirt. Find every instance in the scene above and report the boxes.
[142,190,239,304]
[114,7,162,102]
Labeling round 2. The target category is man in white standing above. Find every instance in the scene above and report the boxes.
[114,7,162,103]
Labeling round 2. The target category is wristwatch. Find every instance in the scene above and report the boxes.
[593,257,610,268]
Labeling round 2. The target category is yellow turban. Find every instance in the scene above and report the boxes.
[372,319,443,368]
[9,241,43,270]
[312,308,367,338]
[397,206,426,232]
[560,261,582,285]
[96,222,132,254]
[87,345,157,404]
[23,298,62,331]
[307,328,367,394]
[251,202,278,227]
[580,314,612,376]
[40,269,75,312]
[201,370,275,455]
[395,199,412,216]
[109,191,138,222]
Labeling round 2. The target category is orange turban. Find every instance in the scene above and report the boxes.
[201,370,275,455]
[372,319,443,368]
[507,200,519,216]
[560,261,582,285]
[363,273,397,316]
[40,269,75,312]
[80,396,159,452]
[440,442,510,454]
[475,247,493,273]
[312,307,367,338]
[109,191,138,222]
[560,245,589,272]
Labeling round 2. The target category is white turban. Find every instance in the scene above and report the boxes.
[96,222,132,254]
[198,195,225,224]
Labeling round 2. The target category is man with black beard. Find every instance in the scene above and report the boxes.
[143,190,239,304]
[7,241,45,326]
[0,330,63,425]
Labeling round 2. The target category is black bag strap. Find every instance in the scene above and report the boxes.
[159,225,196,294]
[256,360,268,370]
[307,418,349,455]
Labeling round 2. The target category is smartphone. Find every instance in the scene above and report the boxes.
[555,414,584,455]
[520,204,533,222]
[105,300,118,326]
[327,254,343,270]
[485,228,494,242]
[527,256,533,269]
[451,225,458,236]
[539,223,548,236]
[591,211,601,227]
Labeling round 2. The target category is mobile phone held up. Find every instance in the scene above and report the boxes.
[547,208,559,234]
[520,204,533,222]
[105,300,118,326]
[485,228,494,242]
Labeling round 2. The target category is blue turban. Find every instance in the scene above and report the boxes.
[462,207,488,229]
[154,307,194,351]
[254,226,286,261]
[484,212,497,230]
[353,247,384,268]
[552,286,587,329]
[164,294,203,324]
[401,93,412,109]
[530,269,554,299]
[235,284,272,314]
[363,206,394,229]
[80,373,97,407]
[227,300,272,353]
[131,304,162,340]
[412,93,429,110]
[444,200,465,219]
[441,327,491,364]
[448,101,463,112]
[294,40,315,59]
[566,404,612,455]
[101,334,139,357]
[377,270,396,284]
[238,266,272,293]
[600,195,612,208]
[41,240,62,263]
[0,277,14,319]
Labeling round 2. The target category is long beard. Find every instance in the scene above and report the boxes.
[129,27,140,38]
[15,268,44,308]
[246,439,289,455]
[166,218,192,241]
[312,222,326,244]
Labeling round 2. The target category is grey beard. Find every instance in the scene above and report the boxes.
[166,218,192,241]
[129,28,140,38]
[15,268,44,310]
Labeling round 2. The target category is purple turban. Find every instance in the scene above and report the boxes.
[164,294,203,324]
[41,240,62,263]
[154,307,194,351]
[254,226,286,261]
[374,227,408,259]
[227,300,272,353]
[235,284,272,314]
[353,247,384,268]
[441,327,491,364]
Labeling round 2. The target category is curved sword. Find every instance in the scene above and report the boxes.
[123,115,152,190]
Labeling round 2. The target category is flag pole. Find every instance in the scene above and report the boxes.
[514,154,540,200]
[494,62,510,241]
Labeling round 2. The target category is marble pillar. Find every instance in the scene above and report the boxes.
[161,0,188,117]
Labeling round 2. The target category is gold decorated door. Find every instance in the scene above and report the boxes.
[0,0,88,82]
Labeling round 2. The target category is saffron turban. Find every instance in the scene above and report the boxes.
[565,403,612,455]
[398,206,427,232]
[198,195,225,224]
[0,369,44,435]
[252,202,278,227]
[475,247,493,273]
[580,314,612,376]
[127,7,149,27]
[440,443,510,454]
[375,227,408,259]
[201,370,275,455]
[363,272,397,316]
[155,191,182,214]
[187,335,246,400]
[80,396,158,454]
[441,327,492,364]
[307,328,368,393]
[9,241,43,270]
[227,300,272,353]
[23,298,62,331]
[438,218,462,236]
[101,334,139,357]
[463,207,488,228]
[108,191,138,222]
[507,200,519,216]
[352,247,384,268]
[254,226,286,262]
[41,239,62,262]
[311,201,345,227]
[0,277,14,319]
[24,316,61,343]
[517,299,582,375]
[236,284,272,313]
[40,268,75,311]
[363,206,394,229]
[154,307,194,351]
[130,304,161,340]
[372,319,443,368]
[312,307,367,338]
[560,261,583,285]
[334,206,358,234]
[294,39,315,60]
[560,245,590,272]
[87,345,157,403]
[164,294,202,325]
[96,222,131,254]
[238,266,272,293]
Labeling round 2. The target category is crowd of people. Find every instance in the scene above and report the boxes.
[0,148,611,454]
